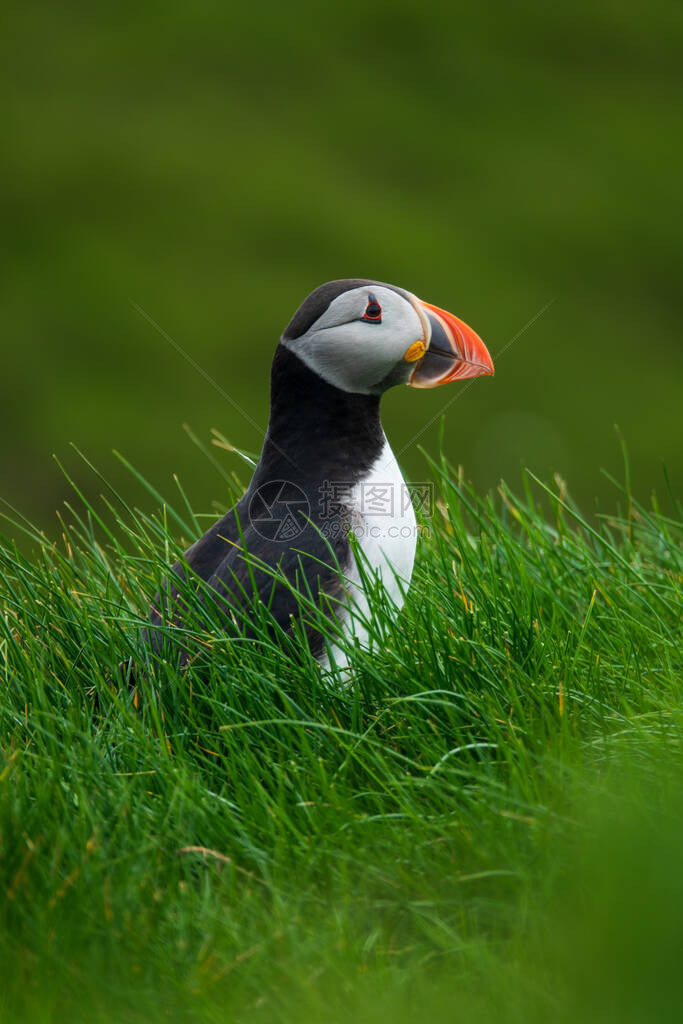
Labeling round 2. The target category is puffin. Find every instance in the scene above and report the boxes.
[146,279,493,671]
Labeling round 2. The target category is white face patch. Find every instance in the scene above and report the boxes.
[281,286,426,394]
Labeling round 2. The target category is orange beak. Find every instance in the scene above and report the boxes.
[410,300,494,388]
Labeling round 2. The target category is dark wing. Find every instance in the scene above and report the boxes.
[146,501,350,663]
[206,516,349,656]
[182,504,242,582]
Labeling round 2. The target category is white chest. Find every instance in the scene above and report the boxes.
[348,440,417,602]
[324,439,417,670]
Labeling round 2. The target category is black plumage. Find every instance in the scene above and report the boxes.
[146,342,384,662]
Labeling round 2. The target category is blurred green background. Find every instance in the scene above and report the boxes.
[3,0,682,531]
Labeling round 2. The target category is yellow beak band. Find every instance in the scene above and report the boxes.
[403,340,427,363]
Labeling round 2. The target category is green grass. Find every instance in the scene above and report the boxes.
[0,446,681,1023]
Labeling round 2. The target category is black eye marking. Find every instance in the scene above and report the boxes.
[361,294,382,323]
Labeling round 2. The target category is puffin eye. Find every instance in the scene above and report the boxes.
[362,299,382,323]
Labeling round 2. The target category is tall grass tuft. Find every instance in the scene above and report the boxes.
[0,444,680,1023]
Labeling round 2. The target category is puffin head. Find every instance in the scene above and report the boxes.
[280,278,494,396]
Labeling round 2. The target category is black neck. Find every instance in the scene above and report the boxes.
[251,345,385,488]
